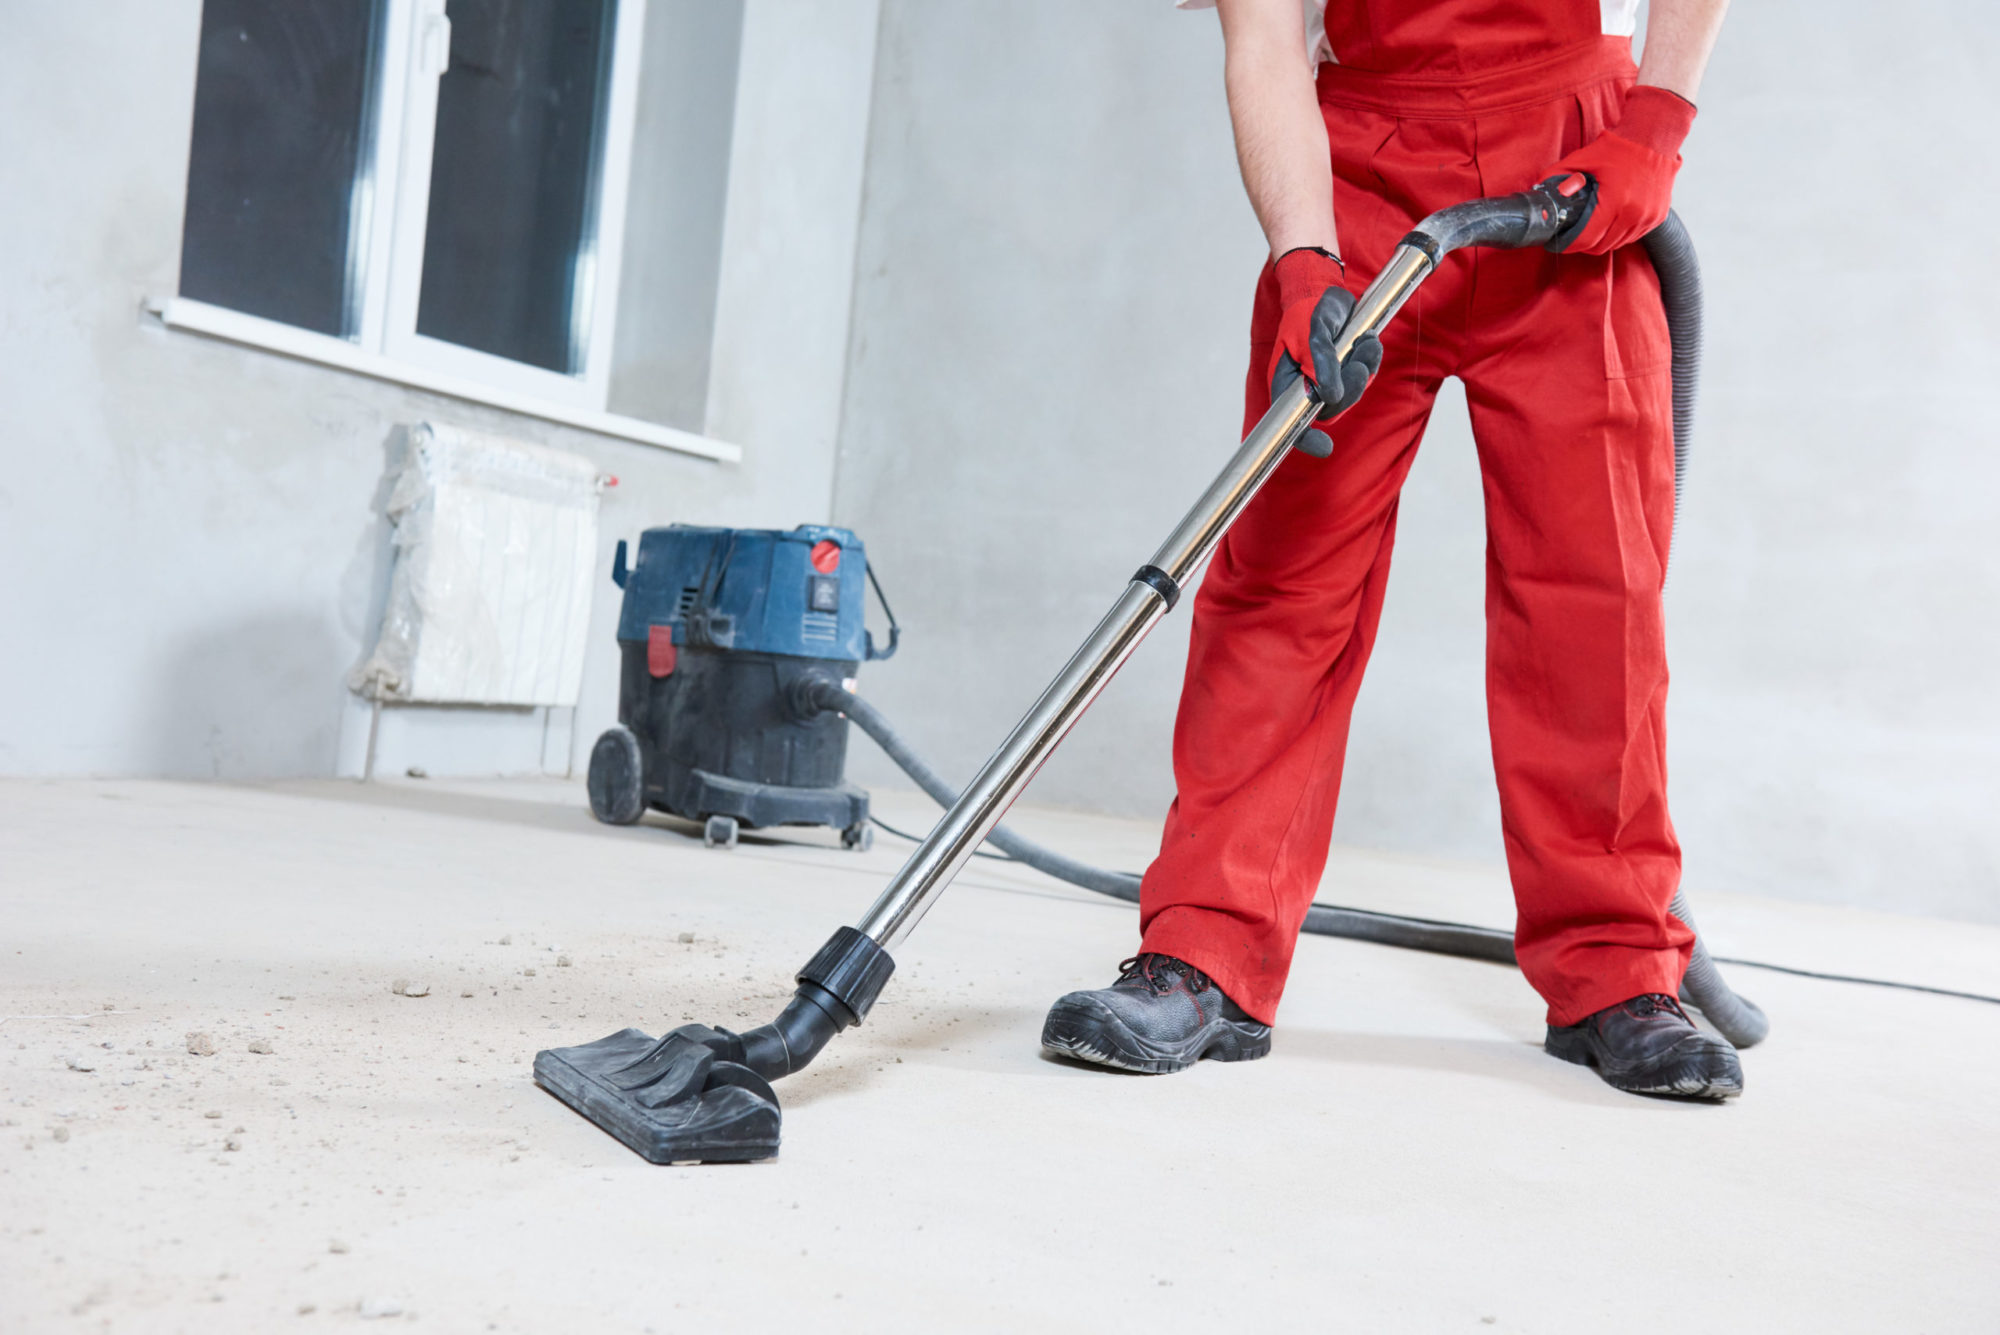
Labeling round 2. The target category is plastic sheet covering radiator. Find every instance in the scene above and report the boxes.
[350,423,607,706]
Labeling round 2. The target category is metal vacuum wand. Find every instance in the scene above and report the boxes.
[533,180,1611,1164]
[852,229,1451,950]
[853,379,1316,948]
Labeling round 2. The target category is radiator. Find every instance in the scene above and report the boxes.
[350,423,608,707]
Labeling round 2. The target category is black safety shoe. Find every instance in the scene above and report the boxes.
[1546,993,1743,1100]
[1041,953,1272,1074]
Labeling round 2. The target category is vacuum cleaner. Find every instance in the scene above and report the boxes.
[538,178,1767,1164]
[584,523,898,852]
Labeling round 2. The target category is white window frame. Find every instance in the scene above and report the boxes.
[153,0,738,463]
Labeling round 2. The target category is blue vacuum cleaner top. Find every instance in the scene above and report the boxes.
[614,524,883,664]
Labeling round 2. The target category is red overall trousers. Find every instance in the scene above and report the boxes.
[1139,33,1694,1027]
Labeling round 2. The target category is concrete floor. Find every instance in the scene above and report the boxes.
[3,777,1997,1333]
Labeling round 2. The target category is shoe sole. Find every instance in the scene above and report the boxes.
[1545,1025,1744,1100]
[1040,995,1272,1075]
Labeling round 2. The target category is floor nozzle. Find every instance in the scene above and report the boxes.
[537,928,895,1164]
[534,1024,780,1164]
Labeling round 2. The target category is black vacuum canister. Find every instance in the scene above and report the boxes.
[585,523,896,846]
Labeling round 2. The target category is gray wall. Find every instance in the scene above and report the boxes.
[834,0,1251,859]
[833,1,2000,922]
[1659,0,2000,921]
[0,0,877,780]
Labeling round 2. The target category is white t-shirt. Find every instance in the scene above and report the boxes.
[1175,1,1641,68]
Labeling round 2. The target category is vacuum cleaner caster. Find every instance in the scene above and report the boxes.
[703,814,739,849]
[841,822,873,852]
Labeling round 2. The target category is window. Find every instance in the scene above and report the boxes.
[415,3,615,374]
[179,1,384,338]
[168,0,671,427]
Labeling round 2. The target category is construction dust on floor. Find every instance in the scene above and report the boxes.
[3,776,1997,1332]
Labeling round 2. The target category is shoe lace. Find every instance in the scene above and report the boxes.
[1626,993,1690,1021]
[1116,953,1212,997]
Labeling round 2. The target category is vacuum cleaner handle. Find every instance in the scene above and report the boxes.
[1312,177,1598,406]
[1405,176,1596,257]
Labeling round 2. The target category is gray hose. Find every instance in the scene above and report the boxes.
[834,688,1516,963]
[819,681,1763,1043]
[822,685,1141,899]
[1668,887,1769,1045]
[1637,214,1771,1044]
[1642,212,1701,569]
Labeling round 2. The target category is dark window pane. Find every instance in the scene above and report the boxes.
[416,0,616,374]
[179,0,382,336]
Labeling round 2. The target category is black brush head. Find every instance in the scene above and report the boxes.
[534,1025,780,1164]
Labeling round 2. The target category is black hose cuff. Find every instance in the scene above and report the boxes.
[797,925,896,1024]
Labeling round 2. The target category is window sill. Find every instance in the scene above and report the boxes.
[145,296,741,464]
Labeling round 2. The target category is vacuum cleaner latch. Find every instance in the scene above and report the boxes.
[685,610,736,650]
[864,562,900,661]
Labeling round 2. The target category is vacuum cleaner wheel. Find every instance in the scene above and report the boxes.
[587,726,646,826]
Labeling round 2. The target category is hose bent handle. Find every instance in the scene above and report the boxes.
[1319,177,1599,386]
[1403,176,1594,260]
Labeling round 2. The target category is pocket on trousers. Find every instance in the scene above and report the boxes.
[1602,246,1672,379]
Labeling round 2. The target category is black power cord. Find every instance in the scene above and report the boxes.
[869,814,1015,862]
[1707,957,2000,1006]
[862,816,2000,1008]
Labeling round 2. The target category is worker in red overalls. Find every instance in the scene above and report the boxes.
[1042,0,1742,1098]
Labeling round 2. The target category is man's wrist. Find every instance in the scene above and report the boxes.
[1277,244,1343,266]
[1273,245,1349,310]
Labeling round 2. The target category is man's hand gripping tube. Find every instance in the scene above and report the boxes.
[1296,177,1597,450]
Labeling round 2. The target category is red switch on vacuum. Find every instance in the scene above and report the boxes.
[648,624,678,677]
[810,540,842,574]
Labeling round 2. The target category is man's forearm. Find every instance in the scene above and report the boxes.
[1216,0,1336,260]
[1636,0,1730,102]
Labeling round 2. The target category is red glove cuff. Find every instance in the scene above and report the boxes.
[1274,247,1347,314]
[1612,85,1697,158]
